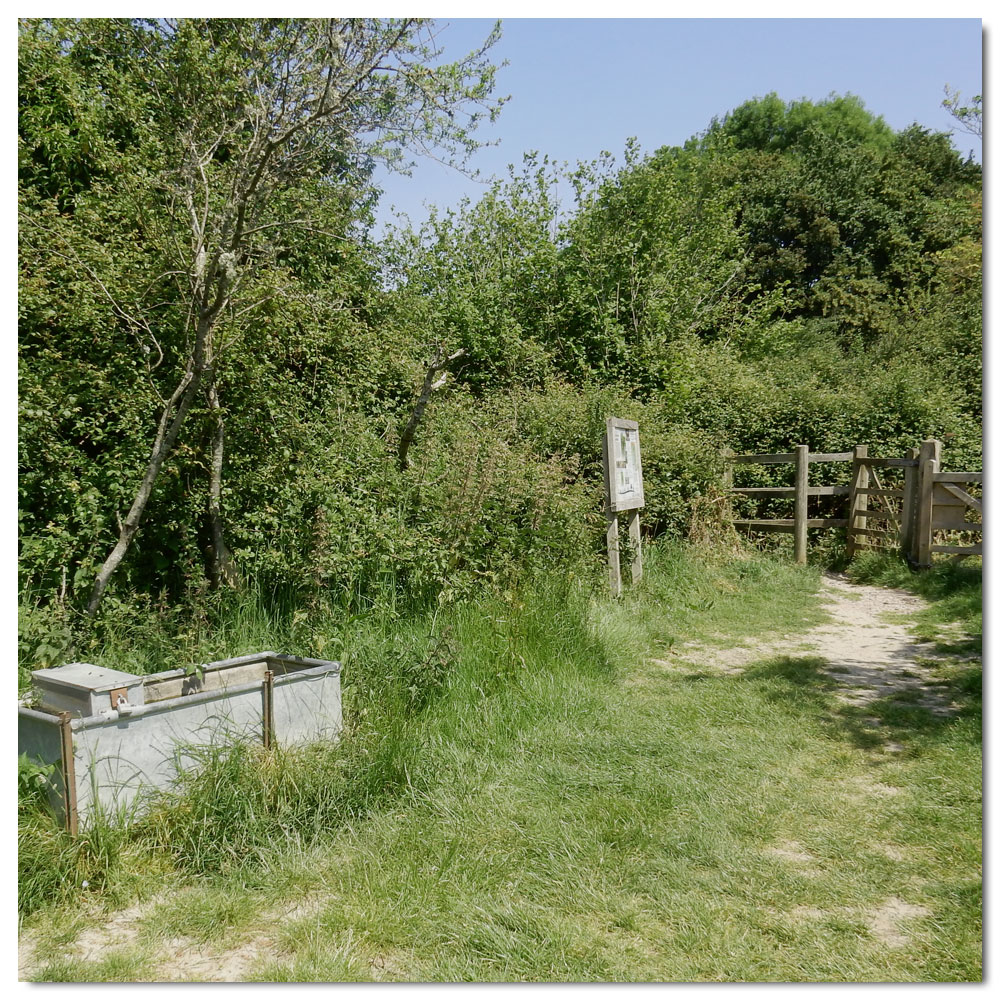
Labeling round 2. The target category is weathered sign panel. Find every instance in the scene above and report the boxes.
[605,417,644,512]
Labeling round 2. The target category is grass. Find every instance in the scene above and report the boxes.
[18,541,981,981]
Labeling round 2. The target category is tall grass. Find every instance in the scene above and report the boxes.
[19,541,768,917]
[14,542,907,921]
[18,556,618,916]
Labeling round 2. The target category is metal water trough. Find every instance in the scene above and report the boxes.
[17,651,342,833]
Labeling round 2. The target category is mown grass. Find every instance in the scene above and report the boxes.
[19,542,981,981]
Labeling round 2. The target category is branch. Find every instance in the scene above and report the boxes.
[397,346,466,471]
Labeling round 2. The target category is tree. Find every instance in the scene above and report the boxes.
[700,93,981,345]
[380,155,564,397]
[18,18,505,614]
[943,85,983,139]
[556,141,783,387]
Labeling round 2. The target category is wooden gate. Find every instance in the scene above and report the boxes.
[914,439,983,565]
[845,445,919,559]
[726,438,982,567]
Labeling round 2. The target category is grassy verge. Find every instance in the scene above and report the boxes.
[19,543,981,981]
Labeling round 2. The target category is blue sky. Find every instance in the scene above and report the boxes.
[373,18,983,234]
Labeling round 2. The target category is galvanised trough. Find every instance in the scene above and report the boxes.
[18,651,342,833]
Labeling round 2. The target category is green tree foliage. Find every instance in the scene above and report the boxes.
[19,17,505,610]
[19,29,981,675]
[704,94,981,345]
[379,156,563,395]
[556,141,785,387]
[942,85,983,138]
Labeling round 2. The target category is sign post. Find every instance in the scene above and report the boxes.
[603,417,645,596]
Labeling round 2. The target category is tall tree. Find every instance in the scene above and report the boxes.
[19,17,504,613]
[701,93,981,344]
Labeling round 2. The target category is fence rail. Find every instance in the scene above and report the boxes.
[725,438,982,567]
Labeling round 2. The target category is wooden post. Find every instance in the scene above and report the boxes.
[602,429,622,597]
[627,509,642,584]
[794,444,809,564]
[262,669,275,749]
[606,514,622,597]
[847,445,869,560]
[58,712,78,838]
[916,438,942,568]
[722,447,734,490]
[901,445,919,561]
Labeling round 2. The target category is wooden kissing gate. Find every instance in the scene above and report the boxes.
[725,439,982,567]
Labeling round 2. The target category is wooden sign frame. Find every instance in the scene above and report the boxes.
[602,417,644,596]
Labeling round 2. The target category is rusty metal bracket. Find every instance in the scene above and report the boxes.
[261,669,275,749]
[58,712,78,837]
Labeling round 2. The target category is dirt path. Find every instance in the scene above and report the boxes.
[656,572,967,718]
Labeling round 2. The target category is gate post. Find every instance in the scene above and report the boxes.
[722,447,734,490]
[847,445,869,560]
[901,445,920,562]
[916,438,942,568]
[794,445,809,564]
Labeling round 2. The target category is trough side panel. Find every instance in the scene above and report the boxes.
[273,670,342,747]
[18,710,67,822]
[70,690,266,825]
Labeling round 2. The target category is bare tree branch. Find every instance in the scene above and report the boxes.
[398,346,466,471]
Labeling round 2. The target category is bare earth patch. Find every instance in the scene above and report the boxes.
[71,896,161,962]
[20,892,327,983]
[771,896,930,947]
[153,935,259,983]
[147,895,326,982]
[868,896,930,948]
[784,905,829,925]
[17,936,37,981]
[654,573,970,717]
[20,894,164,981]
[764,840,821,877]
[766,840,815,865]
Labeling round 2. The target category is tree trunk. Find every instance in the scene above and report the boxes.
[205,381,239,588]
[86,368,201,615]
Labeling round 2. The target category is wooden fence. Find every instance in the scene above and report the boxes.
[725,439,982,567]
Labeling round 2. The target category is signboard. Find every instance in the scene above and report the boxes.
[604,417,644,512]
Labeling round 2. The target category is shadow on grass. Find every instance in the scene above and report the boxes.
[736,654,982,755]
[741,655,835,689]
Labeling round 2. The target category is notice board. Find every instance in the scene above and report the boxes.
[604,417,645,513]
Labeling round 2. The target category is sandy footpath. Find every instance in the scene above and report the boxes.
[657,572,972,718]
